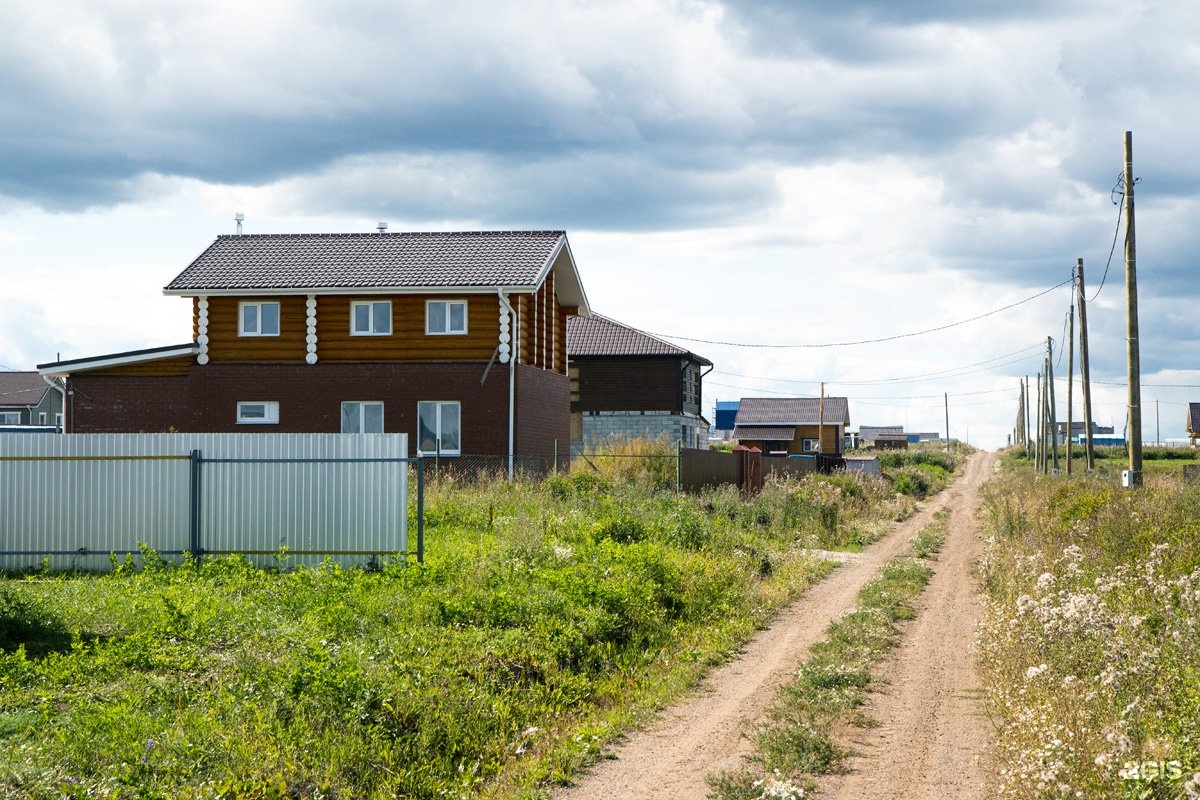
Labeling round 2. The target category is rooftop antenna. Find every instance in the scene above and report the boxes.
[235,212,244,236]
[377,221,388,234]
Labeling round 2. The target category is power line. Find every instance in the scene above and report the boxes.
[1091,173,1135,302]
[650,277,1074,349]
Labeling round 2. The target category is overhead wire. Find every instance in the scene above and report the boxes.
[649,277,1074,349]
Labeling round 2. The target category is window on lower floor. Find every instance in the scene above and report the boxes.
[38,412,47,425]
[0,412,20,425]
[802,438,820,453]
[237,401,279,424]
[417,401,460,455]
[341,401,384,433]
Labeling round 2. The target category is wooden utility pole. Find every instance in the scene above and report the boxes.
[818,382,826,456]
[1067,304,1075,475]
[1025,374,1032,454]
[1017,379,1026,449]
[1124,130,1143,486]
[944,392,950,452]
[1035,370,1044,472]
[1047,337,1059,473]
[1076,259,1096,471]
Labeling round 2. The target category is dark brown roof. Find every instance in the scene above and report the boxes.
[567,314,711,363]
[735,396,850,426]
[0,372,50,407]
[732,426,796,440]
[165,231,573,293]
[1189,402,1200,435]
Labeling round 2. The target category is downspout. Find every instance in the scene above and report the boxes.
[497,289,517,481]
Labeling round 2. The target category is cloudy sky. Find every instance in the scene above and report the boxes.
[2,0,1197,450]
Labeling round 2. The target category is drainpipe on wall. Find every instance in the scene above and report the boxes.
[497,289,517,481]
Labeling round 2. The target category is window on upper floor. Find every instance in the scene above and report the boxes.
[417,401,460,455]
[0,412,20,425]
[240,302,280,337]
[237,401,279,424]
[341,401,384,434]
[426,300,467,335]
[351,301,392,335]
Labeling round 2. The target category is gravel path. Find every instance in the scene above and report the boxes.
[552,452,994,800]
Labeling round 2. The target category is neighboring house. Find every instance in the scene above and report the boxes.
[38,231,590,467]
[567,313,712,449]
[858,425,903,445]
[0,371,63,428]
[874,433,910,450]
[1189,403,1200,447]
[713,401,739,439]
[733,396,850,455]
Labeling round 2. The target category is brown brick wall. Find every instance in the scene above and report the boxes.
[65,361,568,457]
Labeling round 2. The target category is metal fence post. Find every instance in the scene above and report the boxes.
[189,449,203,561]
[416,456,425,564]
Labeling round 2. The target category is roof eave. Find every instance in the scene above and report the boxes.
[38,343,200,377]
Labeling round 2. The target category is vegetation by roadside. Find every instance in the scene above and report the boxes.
[1,441,917,800]
[706,510,950,800]
[977,454,1200,799]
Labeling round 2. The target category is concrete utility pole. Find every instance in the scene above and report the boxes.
[1017,379,1026,449]
[1076,259,1096,471]
[1067,304,1075,475]
[1035,371,1044,472]
[1124,130,1143,486]
[1025,374,1032,453]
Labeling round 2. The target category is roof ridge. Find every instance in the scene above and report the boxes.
[213,230,566,239]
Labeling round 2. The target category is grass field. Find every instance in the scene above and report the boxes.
[0,441,959,800]
[978,448,1200,798]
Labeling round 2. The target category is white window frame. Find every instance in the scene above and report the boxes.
[802,437,821,453]
[0,412,20,425]
[341,401,385,434]
[38,412,47,425]
[236,401,279,425]
[239,301,281,337]
[425,300,468,335]
[350,301,392,336]
[417,401,461,456]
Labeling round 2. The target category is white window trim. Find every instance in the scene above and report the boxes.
[802,438,821,453]
[425,299,468,335]
[239,301,281,337]
[341,401,385,434]
[236,401,279,425]
[0,412,20,425]
[350,300,392,336]
[417,400,462,455]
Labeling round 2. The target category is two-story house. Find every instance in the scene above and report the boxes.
[566,313,712,449]
[38,231,590,469]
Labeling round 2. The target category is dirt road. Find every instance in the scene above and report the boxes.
[552,452,994,800]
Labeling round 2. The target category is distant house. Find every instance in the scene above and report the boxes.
[733,396,850,456]
[874,433,910,450]
[858,425,903,445]
[0,372,62,429]
[1189,403,1200,447]
[567,313,711,449]
[1056,421,1116,443]
[714,401,740,439]
[38,230,590,468]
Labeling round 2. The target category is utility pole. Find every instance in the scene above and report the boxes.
[1047,337,1059,474]
[1035,371,1044,472]
[1124,130,1143,486]
[1025,374,1032,455]
[1076,259,1096,471]
[1017,379,1026,449]
[1156,399,1160,447]
[944,392,950,452]
[1067,304,1075,475]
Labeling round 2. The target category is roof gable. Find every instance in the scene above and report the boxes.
[734,396,850,427]
[164,230,590,312]
[0,372,50,407]
[567,313,710,363]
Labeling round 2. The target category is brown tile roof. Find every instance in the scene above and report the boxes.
[164,231,570,293]
[1189,402,1200,435]
[0,372,50,407]
[732,426,796,440]
[567,313,711,363]
[735,396,850,426]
